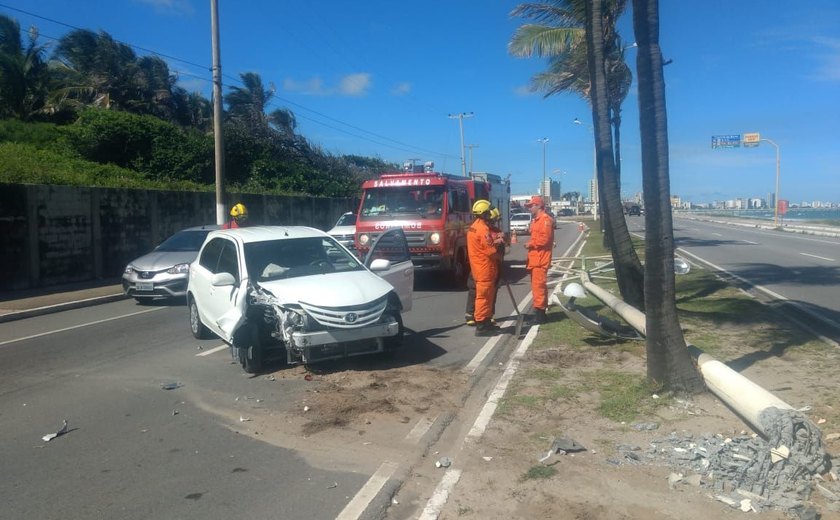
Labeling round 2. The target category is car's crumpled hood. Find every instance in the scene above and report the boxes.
[255,270,392,307]
[129,251,198,271]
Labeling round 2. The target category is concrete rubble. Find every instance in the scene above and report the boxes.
[612,408,839,516]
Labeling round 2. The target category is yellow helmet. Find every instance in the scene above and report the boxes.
[472,199,492,216]
[489,207,501,221]
[230,203,248,219]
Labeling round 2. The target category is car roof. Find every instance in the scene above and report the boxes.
[210,225,328,243]
[180,224,220,232]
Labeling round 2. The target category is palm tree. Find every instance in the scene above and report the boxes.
[224,71,275,130]
[510,0,644,308]
[0,15,49,120]
[632,0,704,392]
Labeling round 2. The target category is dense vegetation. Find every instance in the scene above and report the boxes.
[0,15,395,196]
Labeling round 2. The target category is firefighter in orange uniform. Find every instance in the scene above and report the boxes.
[467,200,502,336]
[524,195,554,324]
[222,202,249,229]
[464,206,505,326]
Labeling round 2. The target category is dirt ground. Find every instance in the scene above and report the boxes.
[432,307,840,519]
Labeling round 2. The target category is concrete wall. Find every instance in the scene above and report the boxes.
[0,184,356,291]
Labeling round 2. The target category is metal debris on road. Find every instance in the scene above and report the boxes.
[42,419,69,442]
[239,415,252,422]
[435,457,452,468]
[161,382,182,390]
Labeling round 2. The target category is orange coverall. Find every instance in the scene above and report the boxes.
[467,218,499,323]
[526,211,555,311]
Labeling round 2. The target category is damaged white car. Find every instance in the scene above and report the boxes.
[187,226,414,373]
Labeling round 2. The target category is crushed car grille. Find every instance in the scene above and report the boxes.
[299,297,388,329]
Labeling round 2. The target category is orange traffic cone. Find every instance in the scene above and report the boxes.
[511,230,518,244]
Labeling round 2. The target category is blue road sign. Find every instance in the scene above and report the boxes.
[712,134,741,149]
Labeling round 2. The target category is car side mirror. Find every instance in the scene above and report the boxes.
[369,258,392,272]
[211,272,236,286]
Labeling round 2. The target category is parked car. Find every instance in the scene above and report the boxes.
[123,225,219,302]
[627,205,642,216]
[558,208,575,217]
[187,226,414,373]
[510,212,532,234]
[327,211,357,253]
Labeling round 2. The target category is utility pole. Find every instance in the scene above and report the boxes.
[761,138,781,227]
[210,0,226,225]
[448,112,473,177]
[465,144,479,174]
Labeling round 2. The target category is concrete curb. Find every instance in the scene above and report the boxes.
[0,293,128,324]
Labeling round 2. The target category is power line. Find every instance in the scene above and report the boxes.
[2,3,454,160]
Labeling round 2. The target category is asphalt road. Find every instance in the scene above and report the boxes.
[0,222,580,520]
[633,215,840,344]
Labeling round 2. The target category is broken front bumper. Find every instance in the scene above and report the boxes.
[290,319,399,348]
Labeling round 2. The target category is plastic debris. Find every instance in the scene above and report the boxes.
[770,444,790,464]
[739,499,753,512]
[327,482,338,489]
[435,457,452,468]
[482,456,493,462]
[239,415,251,422]
[303,406,310,412]
[42,419,69,442]
[265,375,276,381]
[161,382,182,390]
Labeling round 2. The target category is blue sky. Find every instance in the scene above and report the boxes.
[6,1,840,204]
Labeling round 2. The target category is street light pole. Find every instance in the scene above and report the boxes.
[761,138,781,227]
[537,138,549,205]
[448,112,474,177]
[573,118,597,220]
[466,144,479,174]
[210,0,226,225]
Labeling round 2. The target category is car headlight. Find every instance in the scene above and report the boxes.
[167,263,190,275]
[124,264,135,275]
[358,234,370,246]
[429,232,441,245]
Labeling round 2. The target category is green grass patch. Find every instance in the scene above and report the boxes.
[524,367,563,381]
[583,370,666,423]
[520,465,557,481]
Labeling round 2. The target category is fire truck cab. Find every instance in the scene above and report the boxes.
[355,161,509,284]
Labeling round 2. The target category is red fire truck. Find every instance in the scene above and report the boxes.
[355,161,509,283]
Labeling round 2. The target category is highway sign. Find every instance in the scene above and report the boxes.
[712,134,741,149]
[743,132,761,147]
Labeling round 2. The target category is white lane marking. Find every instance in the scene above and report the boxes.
[677,248,839,348]
[467,324,539,440]
[508,263,526,269]
[741,240,759,245]
[462,319,513,374]
[800,252,835,262]
[418,469,463,520]
[404,416,436,444]
[336,461,399,520]
[196,344,228,357]
[0,307,165,347]
[711,232,723,237]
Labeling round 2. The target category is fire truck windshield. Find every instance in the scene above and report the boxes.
[360,186,445,219]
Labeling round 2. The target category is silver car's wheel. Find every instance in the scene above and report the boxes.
[189,297,211,339]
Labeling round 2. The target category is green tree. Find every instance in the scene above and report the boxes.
[510,0,643,308]
[632,0,704,392]
[0,15,49,120]
[224,72,275,131]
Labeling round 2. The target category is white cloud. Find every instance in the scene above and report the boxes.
[391,82,411,96]
[282,74,371,96]
[810,36,840,82]
[134,0,194,16]
[514,85,535,96]
[339,73,371,96]
[283,77,326,95]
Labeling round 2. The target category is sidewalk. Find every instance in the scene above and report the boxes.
[0,279,126,323]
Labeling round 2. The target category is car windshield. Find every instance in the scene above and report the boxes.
[244,236,365,281]
[360,186,444,218]
[335,213,356,227]
[156,229,212,252]
[511,214,531,221]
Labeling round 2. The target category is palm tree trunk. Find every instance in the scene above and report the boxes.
[585,0,645,310]
[632,0,704,393]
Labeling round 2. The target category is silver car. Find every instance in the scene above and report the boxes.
[123,225,219,302]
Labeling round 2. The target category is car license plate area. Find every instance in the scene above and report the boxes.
[137,282,154,291]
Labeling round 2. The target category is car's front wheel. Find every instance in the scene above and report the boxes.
[383,308,404,351]
[188,296,211,339]
[238,325,264,374]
